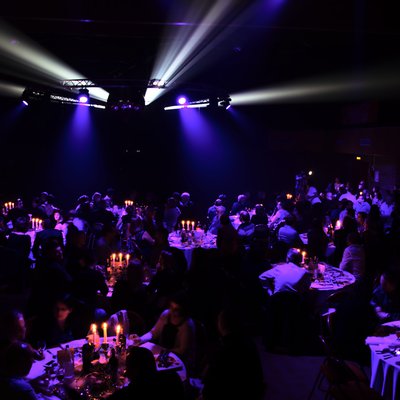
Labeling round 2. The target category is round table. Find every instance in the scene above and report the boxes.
[366,321,400,400]
[310,264,355,291]
[168,232,217,267]
[259,263,355,293]
[28,337,187,399]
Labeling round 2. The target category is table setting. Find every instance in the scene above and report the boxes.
[366,321,400,400]
[28,321,187,400]
[168,225,217,267]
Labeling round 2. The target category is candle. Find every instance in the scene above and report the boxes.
[186,220,190,231]
[302,251,306,264]
[116,324,121,345]
[111,253,116,267]
[91,324,100,346]
[125,254,130,265]
[102,322,108,344]
[181,220,184,230]
[335,220,341,230]
[118,253,123,263]
[191,221,195,230]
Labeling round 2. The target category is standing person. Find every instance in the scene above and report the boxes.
[163,197,181,233]
[179,192,194,220]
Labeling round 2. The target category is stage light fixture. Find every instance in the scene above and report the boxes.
[22,100,28,106]
[78,88,89,103]
[218,97,231,109]
[107,90,145,112]
[148,79,167,88]
[177,96,187,105]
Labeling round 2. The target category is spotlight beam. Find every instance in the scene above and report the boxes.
[231,68,400,105]
[0,19,109,102]
[0,80,25,97]
[145,0,242,105]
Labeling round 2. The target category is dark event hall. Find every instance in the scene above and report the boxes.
[1,1,400,399]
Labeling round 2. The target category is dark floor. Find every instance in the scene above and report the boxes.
[254,337,371,400]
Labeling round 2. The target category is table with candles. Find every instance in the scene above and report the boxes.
[105,253,131,297]
[168,221,217,267]
[28,323,186,400]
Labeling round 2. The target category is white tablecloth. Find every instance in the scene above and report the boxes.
[310,265,355,291]
[28,337,187,383]
[367,321,400,400]
[168,232,217,267]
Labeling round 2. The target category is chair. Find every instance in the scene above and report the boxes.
[108,309,146,336]
[264,291,311,354]
[308,310,369,400]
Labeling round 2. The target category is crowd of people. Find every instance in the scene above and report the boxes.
[0,174,399,399]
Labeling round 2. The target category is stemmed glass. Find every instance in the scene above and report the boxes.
[36,340,47,359]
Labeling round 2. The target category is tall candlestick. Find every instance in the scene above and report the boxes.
[111,253,116,267]
[118,253,123,264]
[102,322,108,344]
[125,254,130,265]
[191,221,195,230]
[116,324,121,345]
[302,251,306,264]
[91,324,100,346]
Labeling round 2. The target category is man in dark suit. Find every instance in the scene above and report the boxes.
[32,217,63,259]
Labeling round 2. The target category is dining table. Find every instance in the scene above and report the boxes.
[28,336,187,399]
[168,231,217,267]
[366,321,400,400]
[259,262,355,293]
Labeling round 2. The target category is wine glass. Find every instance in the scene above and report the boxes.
[36,340,47,359]
[56,367,65,383]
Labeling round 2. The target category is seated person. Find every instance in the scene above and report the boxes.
[202,309,264,400]
[111,260,149,317]
[371,270,400,323]
[108,347,183,400]
[339,232,365,280]
[268,200,290,230]
[230,194,247,215]
[259,248,311,296]
[207,199,226,224]
[135,293,196,370]
[29,295,86,347]
[0,341,38,400]
[208,205,225,235]
[32,217,63,259]
[6,216,31,261]
[250,204,268,226]
[0,310,42,361]
[237,211,255,240]
[148,251,184,310]
[277,215,301,248]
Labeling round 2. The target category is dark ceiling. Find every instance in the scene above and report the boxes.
[1,0,400,105]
